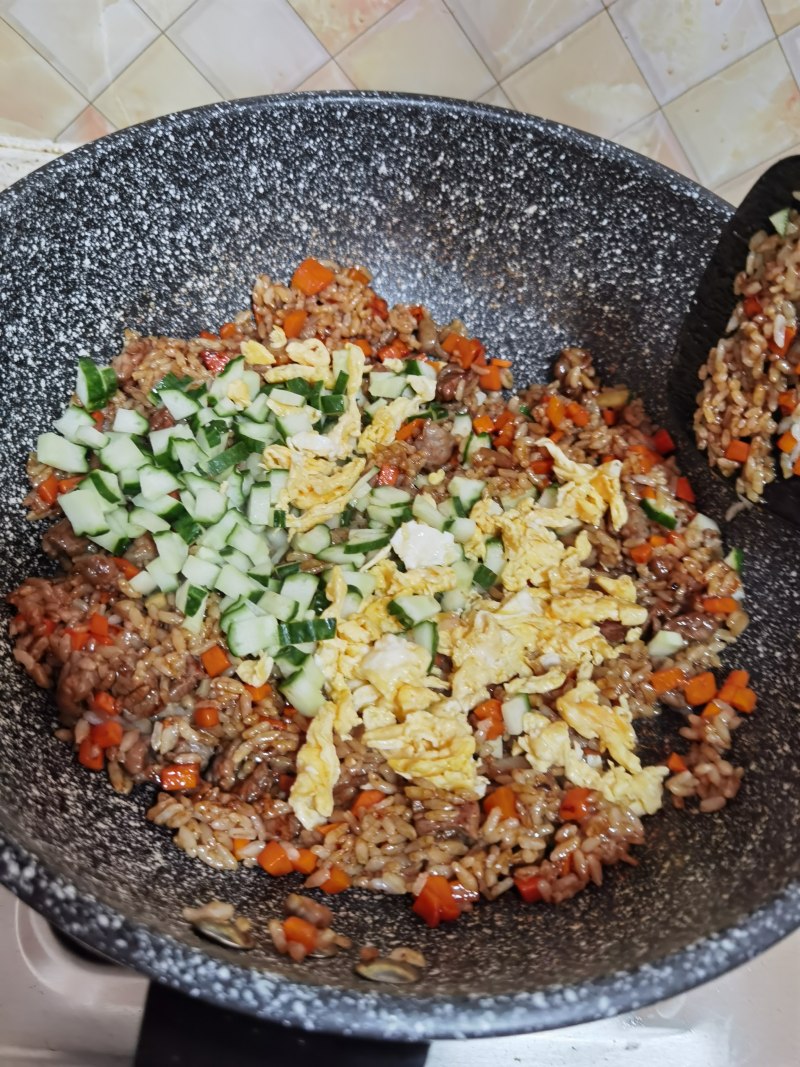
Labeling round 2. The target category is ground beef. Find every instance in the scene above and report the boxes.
[125,533,157,569]
[415,421,455,470]
[599,620,628,643]
[41,519,89,563]
[72,553,120,589]
[123,735,151,777]
[148,406,175,431]
[233,762,273,802]
[435,364,468,402]
[663,612,718,642]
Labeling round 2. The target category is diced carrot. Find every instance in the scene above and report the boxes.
[684,671,718,706]
[376,338,409,362]
[717,669,750,703]
[514,872,543,903]
[441,332,461,354]
[493,410,514,431]
[549,429,564,444]
[219,321,240,340]
[371,295,389,319]
[650,666,687,695]
[347,266,370,285]
[37,474,59,505]
[201,644,230,678]
[652,428,676,455]
[408,305,425,321]
[629,445,659,474]
[794,456,800,477]
[649,535,668,547]
[546,395,565,428]
[702,596,740,614]
[395,418,425,442]
[200,349,232,375]
[777,431,797,454]
[194,705,219,729]
[231,838,251,860]
[768,324,797,356]
[530,458,553,475]
[258,840,293,876]
[291,257,335,296]
[282,308,308,339]
[559,786,593,822]
[493,423,515,448]
[245,682,272,702]
[701,700,724,719]
[88,613,108,637]
[452,337,485,369]
[473,414,494,434]
[283,916,318,952]
[729,687,757,713]
[91,720,123,750]
[314,823,341,837]
[292,849,318,875]
[482,785,517,821]
[351,789,386,816]
[352,338,373,357]
[675,476,695,502]
[473,698,504,740]
[778,390,798,416]
[199,330,218,341]
[91,691,119,716]
[66,627,88,651]
[742,295,762,318]
[319,865,351,894]
[640,485,657,500]
[412,875,460,927]
[160,763,200,792]
[566,401,589,427]
[375,464,400,486]
[77,738,104,771]
[559,854,573,877]
[111,556,140,580]
[725,440,751,463]
[57,477,84,494]
[630,542,653,564]
[480,364,503,391]
[602,409,617,426]
[91,410,105,428]
[666,752,687,774]
[492,358,512,368]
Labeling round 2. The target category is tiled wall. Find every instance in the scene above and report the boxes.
[2,0,800,204]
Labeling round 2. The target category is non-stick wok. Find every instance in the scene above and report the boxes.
[0,95,798,1059]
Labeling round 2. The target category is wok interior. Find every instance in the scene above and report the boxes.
[0,97,798,1002]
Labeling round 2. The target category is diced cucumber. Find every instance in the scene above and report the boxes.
[100,434,148,473]
[175,581,208,633]
[128,569,158,596]
[502,694,530,736]
[465,432,491,463]
[345,570,376,599]
[247,484,273,526]
[688,512,720,535]
[452,559,476,591]
[368,372,407,399]
[318,394,347,415]
[449,517,477,543]
[160,388,201,421]
[370,486,412,508]
[484,538,505,576]
[86,469,123,504]
[538,486,558,508]
[228,524,271,565]
[128,506,170,533]
[225,470,247,510]
[149,423,193,456]
[448,476,485,514]
[441,589,468,613]
[280,572,319,614]
[58,487,109,536]
[182,554,220,587]
[54,405,95,443]
[278,617,336,645]
[205,441,251,478]
[258,588,296,621]
[345,529,391,553]
[241,391,271,424]
[642,498,677,530]
[367,504,411,528]
[198,511,241,550]
[215,563,261,599]
[236,419,278,450]
[405,359,437,379]
[192,486,227,525]
[451,413,472,440]
[274,646,308,678]
[388,594,440,629]
[173,512,204,545]
[36,432,88,474]
[145,556,181,592]
[411,493,447,531]
[280,657,326,716]
[275,411,315,438]
[410,619,438,669]
[724,547,743,573]
[293,524,332,555]
[647,629,686,659]
[596,387,631,410]
[112,407,149,435]
[271,386,307,408]
[131,493,187,523]
[227,614,279,658]
[770,207,791,236]
[153,531,189,573]
[139,465,182,499]
[76,357,116,411]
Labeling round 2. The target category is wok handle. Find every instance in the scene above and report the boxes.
[134,981,430,1066]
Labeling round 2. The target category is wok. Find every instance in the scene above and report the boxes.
[0,94,799,1058]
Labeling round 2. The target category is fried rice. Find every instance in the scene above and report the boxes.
[9,258,754,940]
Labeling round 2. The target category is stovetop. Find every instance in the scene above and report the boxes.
[0,884,797,1066]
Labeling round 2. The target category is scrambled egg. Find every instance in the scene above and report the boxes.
[242,339,276,366]
[390,522,460,569]
[358,397,423,455]
[289,702,340,830]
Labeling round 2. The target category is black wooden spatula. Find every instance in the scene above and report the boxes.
[669,156,800,527]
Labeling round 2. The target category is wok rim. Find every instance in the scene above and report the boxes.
[1,90,798,1040]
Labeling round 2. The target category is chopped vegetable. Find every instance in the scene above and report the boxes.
[245,682,272,702]
[650,666,686,695]
[629,542,653,564]
[777,431,797,454]
[37,475,59,505]
[194,705,220,729]
[91,721,123,750]
[718,669,749,702]
[291,257,335,296]
[91,691,119,716]
[412,875,460,927]
[111,556,140,580]
[769,207,791,236]
[200,349,232,375]
[629,445,659,474]
[395,418,425,442]
[319,865,351,894]
[88,613,109,637]
[684,671,717,706]
[375,464,400,486]
[201,644,230,678]
[652,428,676,455]
[768,325,797,357]
[675,476,695,502]
[160,763,200,791]
[77,738,104,771]
[482,784,516,821]
[352,338,373,357]
[351,789,385,816]
[566,401,589,427]
[514,872,543,903]
[724,440,750,463]
[546,395,564,428]
[729,687,756,713]
[283,916,318,952]
[666,752,687,774]
[376,338,409,362]
[702,596,740,614]
[472,698,504,739]
[282,308,308,338]
[559,786,593,822]
[258,840,293,876]
[292,849,318,875]
[473,414,494,434]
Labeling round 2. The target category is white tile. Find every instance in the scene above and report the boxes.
[134,0,197,30]
[447,0,602,81]
[615,110,696,180]
[610,0,774,106]
[502,11,656,140]
[94,35,219,129]
[479,85,514,109]
[764,0,800,36]
[57,105,116,145]
[715,142,800,205]
[780,23,800,84]
[339,0,494,98]
[296,59,355,92]
[0,19,85,139]
[666,40,800,188]
[0,0,159,99]
[168,0,328,97]
[288,0,402,54]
